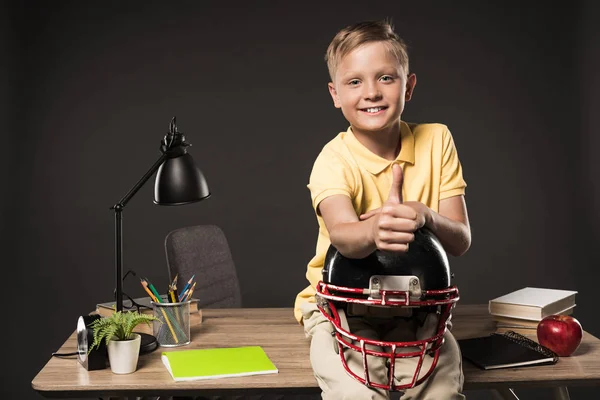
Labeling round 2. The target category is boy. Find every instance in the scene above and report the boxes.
[294,20,471,399]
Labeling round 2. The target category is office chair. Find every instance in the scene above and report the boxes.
[164,227,321,400]
[164,224,242,309]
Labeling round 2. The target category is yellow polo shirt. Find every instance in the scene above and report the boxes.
[294,121,467,323]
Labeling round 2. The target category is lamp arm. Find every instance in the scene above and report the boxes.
[110,151,168,312]
[112,152,169,210]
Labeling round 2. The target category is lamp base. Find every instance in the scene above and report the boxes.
[138,332,158,354]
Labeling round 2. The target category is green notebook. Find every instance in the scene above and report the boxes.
[161,346,278,381]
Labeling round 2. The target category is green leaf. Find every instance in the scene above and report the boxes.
[88,311,160,353]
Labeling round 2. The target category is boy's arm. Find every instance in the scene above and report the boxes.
[430,195,471,256]
[318,195,376,259]
[360,195,471,257]
[428,125,471,256]
[320,164,419,259]
[407,195,471,257]
[359,124,471,257]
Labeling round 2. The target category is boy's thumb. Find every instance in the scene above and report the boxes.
[387,164,404,204]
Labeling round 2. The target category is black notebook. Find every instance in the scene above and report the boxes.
[458,331,558,370]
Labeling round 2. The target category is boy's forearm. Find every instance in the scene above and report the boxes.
[329,219,377,259]
[425,210,471,257]
[328,207,471,259]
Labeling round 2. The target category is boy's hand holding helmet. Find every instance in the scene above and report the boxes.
[363,164,431,252]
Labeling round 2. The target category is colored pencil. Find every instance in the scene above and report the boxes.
[140,279,178,343]
[185,282,197,301]
[168,289,177,303]
[145,278,163,303]
[170,273,178,289]
[140,279,159,302]
[170,273,180,302]
[178,274,195,301]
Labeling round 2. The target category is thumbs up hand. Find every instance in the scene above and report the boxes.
[386,162,405,205]
[364,164,429,253]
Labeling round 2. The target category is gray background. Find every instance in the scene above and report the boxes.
[3,0,600,399]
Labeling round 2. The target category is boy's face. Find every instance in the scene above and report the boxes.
[328,41,416,135]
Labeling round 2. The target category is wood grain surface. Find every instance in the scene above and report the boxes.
[31,305,600,398]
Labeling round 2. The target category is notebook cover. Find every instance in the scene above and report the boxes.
[458,331,558,370]
[161,346,278,381]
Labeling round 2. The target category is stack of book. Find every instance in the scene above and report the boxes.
[489,287,577,333]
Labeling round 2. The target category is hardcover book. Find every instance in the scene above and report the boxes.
[493,306,574,329]
[488,287,577,321]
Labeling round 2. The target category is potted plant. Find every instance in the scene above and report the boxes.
[89,311,159,374]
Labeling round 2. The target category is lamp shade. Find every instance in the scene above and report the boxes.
[154,153,211,205]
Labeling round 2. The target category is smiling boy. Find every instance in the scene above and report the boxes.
[295,20,471,399]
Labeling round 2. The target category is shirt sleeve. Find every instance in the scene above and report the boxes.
[439,127,467,200]
[307,147,354,215]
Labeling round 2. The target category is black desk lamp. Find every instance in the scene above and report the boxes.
[110,116,210,352]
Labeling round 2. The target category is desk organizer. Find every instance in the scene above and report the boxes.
[151,300,191,347]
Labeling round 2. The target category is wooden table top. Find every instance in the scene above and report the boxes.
[32,304,600,398]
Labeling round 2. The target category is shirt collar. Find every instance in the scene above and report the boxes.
[343,121,415,175]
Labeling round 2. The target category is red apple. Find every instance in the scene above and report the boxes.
[536,315,583,356]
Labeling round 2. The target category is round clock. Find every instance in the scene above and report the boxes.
[76,315,107,371]
[76,315,89,364]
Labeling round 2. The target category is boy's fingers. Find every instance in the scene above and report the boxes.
[359,208,381,220]
[386,164,404,204]
[378,216,419,232]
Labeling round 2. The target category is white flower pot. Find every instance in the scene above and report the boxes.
[107,333,141,374]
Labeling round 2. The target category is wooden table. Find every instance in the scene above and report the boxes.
[32,305,600,399]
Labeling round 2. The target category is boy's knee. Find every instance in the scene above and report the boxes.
[321,381,388,400]
[301,302,330,337]
[400,332,464,400]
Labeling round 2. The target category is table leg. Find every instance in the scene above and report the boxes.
[552,386,570,400]
[491,388,520,400]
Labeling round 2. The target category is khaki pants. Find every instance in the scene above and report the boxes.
[301,303,465,400]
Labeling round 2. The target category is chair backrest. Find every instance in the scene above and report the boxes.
[164,224,242,308]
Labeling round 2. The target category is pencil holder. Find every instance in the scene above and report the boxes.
[151,300,191,347]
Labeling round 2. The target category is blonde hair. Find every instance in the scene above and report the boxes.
[325,20,409,82]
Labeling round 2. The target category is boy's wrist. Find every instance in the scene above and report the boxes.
[363,216,377,248]
[405,201,433,231]
[423,207,434,230]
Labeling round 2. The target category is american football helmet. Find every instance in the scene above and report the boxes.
[316,228,459,391]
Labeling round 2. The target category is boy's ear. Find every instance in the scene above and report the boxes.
[405,73,417,101]
[328,82,342,109]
